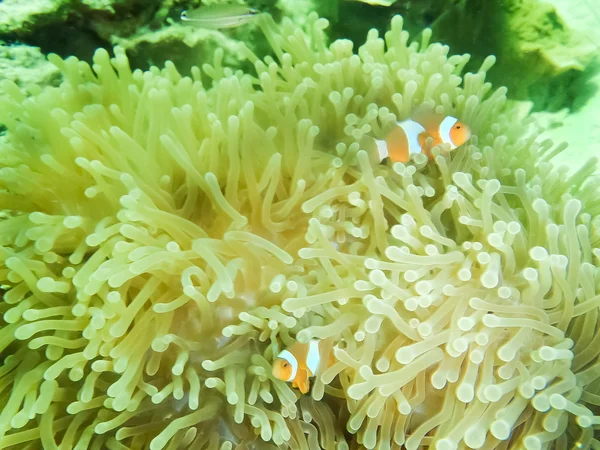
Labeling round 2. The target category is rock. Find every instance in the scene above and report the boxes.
[0,42,60,88]
[431,0,598,111]
[0,0,70,36]
[112,23,249,76]
[0,0,281,77]
[528,0,600,171]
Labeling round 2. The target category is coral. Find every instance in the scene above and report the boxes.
[531,59,600,174]
[0,0,71,36]
[0,0,158,37]
[0,43,61,89]
[111,24,248,79]
[532,0,600,171]
[0,0,281,95]
[431,0,598,111]
[0,0,341,81]
[1,11,600,450]
[547,0,600,50]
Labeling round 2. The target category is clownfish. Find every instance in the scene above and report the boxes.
[367,113,472,163]
[271,339,335,394]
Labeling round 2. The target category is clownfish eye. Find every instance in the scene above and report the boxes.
[456,125,461,129]
[283,362,289,368]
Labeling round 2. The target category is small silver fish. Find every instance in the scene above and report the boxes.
[181,4,260,29]
[344,0,397,5]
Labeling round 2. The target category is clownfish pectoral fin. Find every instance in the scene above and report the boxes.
[360,135,389,166]
[296,369,310,394]
[298,378,310,394]
[328,350,336,368]
[416,131,437,160]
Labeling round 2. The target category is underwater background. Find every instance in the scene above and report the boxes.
[0,0,600,448]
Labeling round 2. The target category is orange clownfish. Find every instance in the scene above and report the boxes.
[369,113,472,163]
[271,339,334,394]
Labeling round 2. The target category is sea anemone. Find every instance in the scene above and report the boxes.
[0,12,599,450]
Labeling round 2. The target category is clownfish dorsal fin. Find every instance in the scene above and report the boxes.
[409,104,443,133]
[409,102,437,120]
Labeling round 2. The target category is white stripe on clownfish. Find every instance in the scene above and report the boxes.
[276,349,298,381]
[397,119,428,155]
[438,116,459,149]
[306,339,320,375]
[375,138,389,161]
[375,119,428,160]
